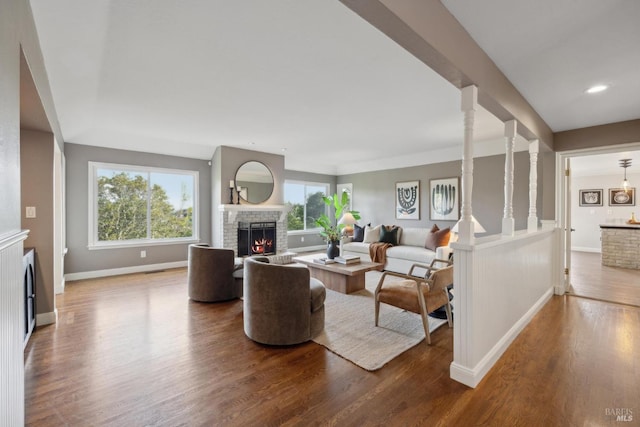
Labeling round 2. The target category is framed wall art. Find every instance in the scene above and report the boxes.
[430,177,459,221]
[396,181,420,220]
[578,189,603,207]
[608,188,635,206]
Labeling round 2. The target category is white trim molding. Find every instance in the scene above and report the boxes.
[65,260,187,282]
[450,287,553,387]
[219,204,289,223]
[36,309,58,326]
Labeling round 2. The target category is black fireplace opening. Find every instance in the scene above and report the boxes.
[237,221,276,257]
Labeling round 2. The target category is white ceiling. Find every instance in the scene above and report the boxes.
[29,0,640,175]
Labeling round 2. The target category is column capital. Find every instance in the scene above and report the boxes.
[504,120,517,138]
[461,85,478,112]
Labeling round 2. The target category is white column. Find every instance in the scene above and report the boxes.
[502,120,516,236]
[458,86,477,244]
[527,139,539,232]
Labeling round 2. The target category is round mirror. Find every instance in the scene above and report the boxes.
[235,161,274,204]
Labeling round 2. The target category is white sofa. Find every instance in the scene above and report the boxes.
[341,226,452,274]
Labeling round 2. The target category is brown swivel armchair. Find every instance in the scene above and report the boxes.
[187,244,243,302]
[374,259,453,345]
[243,257,325,345]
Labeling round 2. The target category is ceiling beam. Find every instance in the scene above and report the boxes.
[554,119,640,152]
[340,0,554,150]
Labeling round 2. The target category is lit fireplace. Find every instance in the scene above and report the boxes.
[251,238,273,254]
[237,222,277,257]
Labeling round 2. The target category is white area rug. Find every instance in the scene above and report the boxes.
[312,270,448,371]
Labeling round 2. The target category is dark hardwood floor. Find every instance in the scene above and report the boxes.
[570,251,640,307]
[24,268,640,426]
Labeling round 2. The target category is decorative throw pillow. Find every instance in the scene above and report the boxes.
[379,225,400,246]
[363,225,381,243]
[352,223,368,242]
[425,227,451,251]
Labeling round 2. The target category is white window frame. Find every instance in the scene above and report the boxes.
[284,180,330,235]
[88,161,199,249]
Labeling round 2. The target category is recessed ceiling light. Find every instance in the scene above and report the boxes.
[281,148,287,152]
[585,84,608,94]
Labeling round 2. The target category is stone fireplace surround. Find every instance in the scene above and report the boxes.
[216,205,289,257]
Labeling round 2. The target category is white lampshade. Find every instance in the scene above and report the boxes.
[452,215,486,234]
[338,212,357,226]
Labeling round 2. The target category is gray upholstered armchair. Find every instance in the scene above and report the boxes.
[243,257,326,345]
[187,244,243,302]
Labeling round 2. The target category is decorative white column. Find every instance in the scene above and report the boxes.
[527,139,539,232]
[458,86,477,244]
[502,120,516,236]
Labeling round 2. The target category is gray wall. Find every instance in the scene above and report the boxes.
[216,146,285,205]
[65,144,211,274]
[337,152,540,236]
[21,129,55,315]
[1,0,63,423]
[212,146,285,245]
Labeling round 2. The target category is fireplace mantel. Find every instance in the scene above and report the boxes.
[218,204,289,223]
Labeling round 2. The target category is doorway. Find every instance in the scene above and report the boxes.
[558,145,640,307]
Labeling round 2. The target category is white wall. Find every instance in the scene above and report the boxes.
[571,172,640,252]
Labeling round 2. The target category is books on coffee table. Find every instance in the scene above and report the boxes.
[313,257,335,265]
[334,255,360,265]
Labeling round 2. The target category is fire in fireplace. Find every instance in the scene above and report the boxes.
[237,222,276,257]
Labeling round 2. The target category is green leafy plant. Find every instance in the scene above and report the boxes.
[314,192,361,242]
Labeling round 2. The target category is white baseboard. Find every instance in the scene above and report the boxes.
[450,287,554,388]
[36,309,58,326]
[55,278,65,295]
[65,261,187,282]
[571,247,600,253]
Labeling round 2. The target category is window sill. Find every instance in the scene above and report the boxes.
[88,238,200,250]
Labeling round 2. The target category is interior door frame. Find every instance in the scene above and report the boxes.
[556,142,640,294]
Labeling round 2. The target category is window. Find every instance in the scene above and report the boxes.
[284,181,329,232]
[88,162,198,248]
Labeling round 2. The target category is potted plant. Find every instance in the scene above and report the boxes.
[315,192,361,259]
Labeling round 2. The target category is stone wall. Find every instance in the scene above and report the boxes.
[216,207,288,257]
[601,227,640,269]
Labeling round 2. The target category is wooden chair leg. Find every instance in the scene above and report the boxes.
[374,298,380,326]
[420,311,431,345]
[416,294,432,345]
[445,301,453,328]
[444,289,453,327]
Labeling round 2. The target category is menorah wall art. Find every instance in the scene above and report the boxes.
[396,180,420,220]
[578,189,602,206]
[430,177,460,221]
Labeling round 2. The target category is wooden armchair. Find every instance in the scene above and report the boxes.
[374,259,453,345]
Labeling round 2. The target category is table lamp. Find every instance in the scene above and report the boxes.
[338,212,357,256]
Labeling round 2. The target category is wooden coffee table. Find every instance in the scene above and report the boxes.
[293,254,384,294]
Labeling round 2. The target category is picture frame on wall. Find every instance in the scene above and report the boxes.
[578,189,603,207]
[430,177,459,221]
[396,181,420,220]
[608,188,635,206]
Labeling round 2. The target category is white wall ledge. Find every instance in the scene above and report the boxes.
[218,204,287,211]
[451,227,556,252]
[218,204,289,223]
